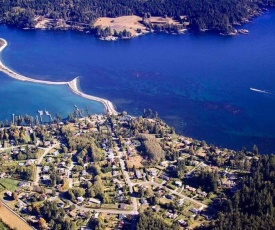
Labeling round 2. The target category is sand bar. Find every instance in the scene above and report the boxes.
[68,77,117,115]
[0,38,117,115]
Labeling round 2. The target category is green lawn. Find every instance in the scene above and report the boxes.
[154,177,163,184]
[101,204,119,209]
[0,178,20,192]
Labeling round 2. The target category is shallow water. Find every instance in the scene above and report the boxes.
[0,72,104,122]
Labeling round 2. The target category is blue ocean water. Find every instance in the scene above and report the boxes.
[0,72,104,122]
[0,10,275,153]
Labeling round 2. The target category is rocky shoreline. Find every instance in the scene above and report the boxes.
[4,8,267,41]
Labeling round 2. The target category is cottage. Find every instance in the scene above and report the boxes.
[42,175,50,181]
[26,159,36,165]
[140,198,147,204]
[77,196,85,203]
[44,141,51,147]
[177,199,185,206]
[178,219,187,226]
[53,151,59,156]
[0,172,6,178]
[47,157,52,162]
[152,206,160,211]
[135,170,142,179]
[69,211,77,218]
[119,214,127,220]
[58,168,65,175]
[160,161,169,167]
[18,181,29,187]
[89,198,101,205]
[60,161,66,167]
[119,203,126,210]
[165,212,178,219]
[148,168,158,176]
[43,166,50,173]
[197,190,207,197]
[160,174,170,181]
[190,208,199,215]
[175,181,182,187]
[186,185,196,192]
[5,190,12,197]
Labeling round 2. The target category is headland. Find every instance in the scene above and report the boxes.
[0,38,117,115]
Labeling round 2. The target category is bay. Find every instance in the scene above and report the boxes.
[0,10,275,153]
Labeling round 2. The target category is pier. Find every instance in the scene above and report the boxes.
[0,38,117,115]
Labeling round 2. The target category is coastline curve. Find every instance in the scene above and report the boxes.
[67,77,117,115]
[0,38,117,115]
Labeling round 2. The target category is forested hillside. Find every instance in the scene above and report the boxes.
[0,0,274,33]
[211,154,275,230]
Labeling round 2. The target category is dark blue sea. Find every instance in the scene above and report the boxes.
[0,10,275,153]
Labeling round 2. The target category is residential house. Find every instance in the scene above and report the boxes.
[135,170,142,179]
[77,196,85,203]
[119,203,126,210]
[89,198,101,205]
[178,219,187,226]
[160,174,170,181]
[175,181,182,187]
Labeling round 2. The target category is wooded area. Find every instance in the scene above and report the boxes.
[0,0,274,33]
[210,154,275,230]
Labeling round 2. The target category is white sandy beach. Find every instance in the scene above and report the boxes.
[0,38,117,115]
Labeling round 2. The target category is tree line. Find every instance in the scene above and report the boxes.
[206,154,275,230]
[0,0,274,33]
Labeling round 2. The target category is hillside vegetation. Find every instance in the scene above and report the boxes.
[0,0,274,33]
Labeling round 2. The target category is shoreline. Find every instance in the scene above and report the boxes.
[67,77,118,115]
[0,38,117,115]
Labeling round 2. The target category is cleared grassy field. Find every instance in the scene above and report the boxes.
[0,178,19,192]
[0,184,5,192]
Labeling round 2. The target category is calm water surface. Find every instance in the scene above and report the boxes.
[0,10,275,153]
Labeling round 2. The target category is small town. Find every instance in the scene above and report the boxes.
[0,110,260,229]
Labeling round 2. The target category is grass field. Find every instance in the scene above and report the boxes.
[0,178,20,192]
[0,184,5,193]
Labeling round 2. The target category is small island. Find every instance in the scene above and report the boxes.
[0,0,272,40]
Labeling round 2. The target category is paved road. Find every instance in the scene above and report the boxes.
[34,143,59,185]
[68,162,76,188]
[116,144,138,215]
[188,162,203,174]
[63,197,138,215]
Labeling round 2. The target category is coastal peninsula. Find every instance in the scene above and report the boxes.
[0,38,117,115]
